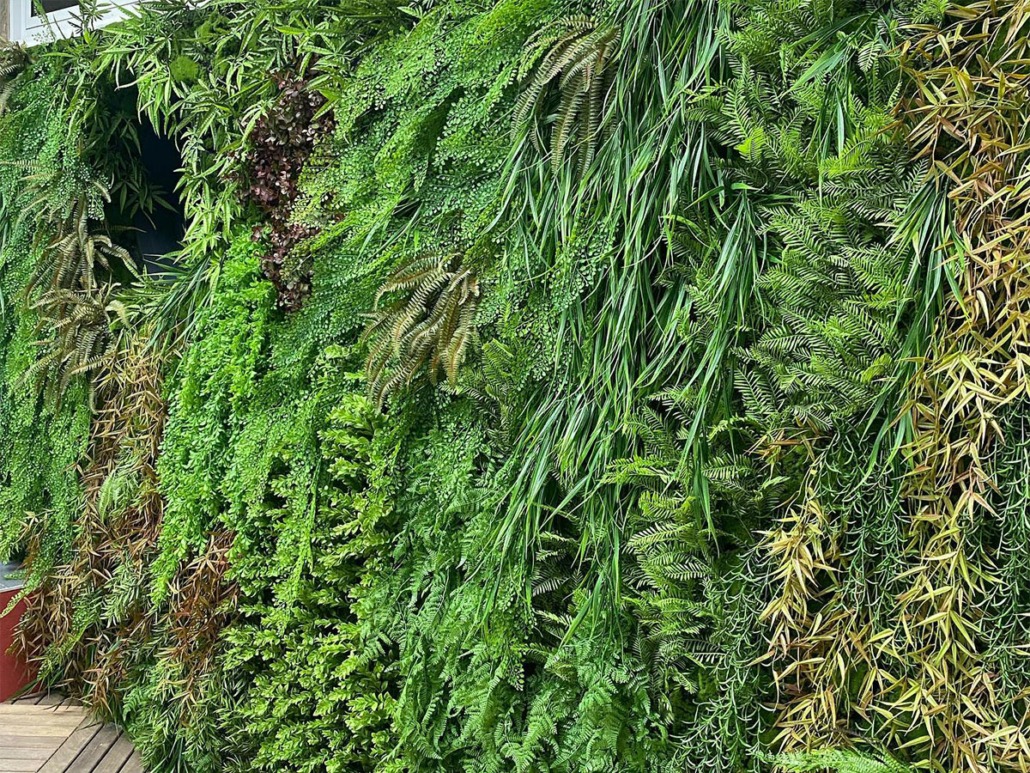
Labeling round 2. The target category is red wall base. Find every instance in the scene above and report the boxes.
[0,589,35,702]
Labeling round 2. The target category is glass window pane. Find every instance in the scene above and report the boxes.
[32,0,78,17]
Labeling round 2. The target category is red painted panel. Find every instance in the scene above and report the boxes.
[0,588,35,702]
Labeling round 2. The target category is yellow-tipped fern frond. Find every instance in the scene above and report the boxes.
[514,16,618,175]
[364,250,479,406]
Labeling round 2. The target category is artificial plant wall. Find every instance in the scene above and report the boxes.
[0,0,1026,772]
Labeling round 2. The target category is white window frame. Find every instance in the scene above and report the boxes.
[9,0,136,45]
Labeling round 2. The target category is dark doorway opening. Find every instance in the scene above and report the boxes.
[132,118,186,275]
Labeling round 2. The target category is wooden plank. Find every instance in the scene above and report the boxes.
[0,746,58,760]
[0,723,83,735]
[0,733,82,749]
[0,713,83,725]
[50,725,120,772]
[0,722,82,739]
[0,758,45,772]
[11,692,44,705]
[0,712,84,722]
[0,747,57,763]
[0,720,84,736]
[0,726,82,740]
[92,733,136,773]
[0,722,81,735]
[0,704,83,715]
[0,731,59,747]
[0,714,84,726]
[37,718,102,773]
[2,695,142,773]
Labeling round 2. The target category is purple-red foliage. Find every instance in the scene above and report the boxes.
[238,72,335,311]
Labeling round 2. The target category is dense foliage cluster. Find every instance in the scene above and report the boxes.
[236,72,334,310]
[1,0,1029,771]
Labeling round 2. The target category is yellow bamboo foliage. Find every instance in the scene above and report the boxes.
[762,487,846,743]
[764,3,1030,770]
[762,472,895,757]
[889,2,1030,768]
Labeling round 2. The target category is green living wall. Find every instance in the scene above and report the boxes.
[1,0,1029,770]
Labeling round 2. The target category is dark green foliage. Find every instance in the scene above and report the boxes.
[220,382,401,771]
[0,61,96,571]
[0,45,29,113]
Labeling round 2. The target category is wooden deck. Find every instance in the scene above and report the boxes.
[1,693,143,773]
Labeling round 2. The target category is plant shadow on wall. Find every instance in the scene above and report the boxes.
[2,0,1029,772]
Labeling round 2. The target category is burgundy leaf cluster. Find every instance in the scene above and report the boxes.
[238,72,335,311]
